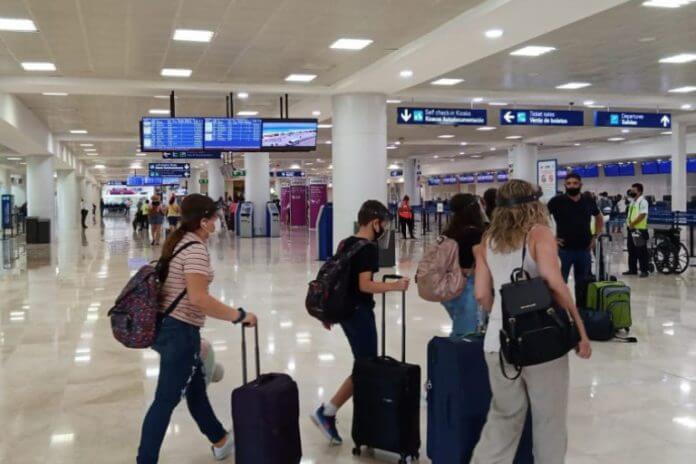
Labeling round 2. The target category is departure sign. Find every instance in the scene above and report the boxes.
[500,109,584,126]
[163,151,221,160]
[148,163,191,178]
[141,118,204,151]
[204,118,262,150]
[594,111,671,129]
[397,107,487,126]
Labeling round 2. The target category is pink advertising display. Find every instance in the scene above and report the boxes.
[289,184,307,227]
[280,186,290,225]
[308,182,328,229]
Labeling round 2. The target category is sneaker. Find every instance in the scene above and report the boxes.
[311,405,343,445]
[211,433,234,461]
[639,272,649,278]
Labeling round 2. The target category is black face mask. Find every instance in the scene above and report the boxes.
[566,187,581,197]
[628,191,637,198]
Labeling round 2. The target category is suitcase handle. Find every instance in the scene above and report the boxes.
[241,324,261,384]
[381,274,406,362]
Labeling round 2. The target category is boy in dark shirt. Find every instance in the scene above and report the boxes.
[311,200,410,445]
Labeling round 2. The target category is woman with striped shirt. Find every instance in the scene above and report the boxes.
[137,194,257,464]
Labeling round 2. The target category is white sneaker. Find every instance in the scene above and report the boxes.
[211,433,234,461]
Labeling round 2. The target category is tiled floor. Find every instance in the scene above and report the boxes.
[1,217,696,463]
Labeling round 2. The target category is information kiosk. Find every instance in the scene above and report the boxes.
[238,202,254,238]
[266,202,280,237]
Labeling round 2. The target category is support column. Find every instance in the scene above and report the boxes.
[56,170,80,230]
[671,121,688,212]
[244,152,270,236]
[0,167,11,195]
[26,155,55,220]
[207,160,225,201]
[402,158,420,206]
[332,93,387,247]
[189,168,201,194]
[508,143,538,184]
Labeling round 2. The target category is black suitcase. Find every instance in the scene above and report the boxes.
[231,325,302,464]
[426,336,533,464]
[351,275,421,463]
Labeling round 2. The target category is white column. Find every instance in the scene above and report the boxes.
[189,168,201,194]
[508,143,538,184]
[207,160,225,201]
[11,174,26,205]
[332,93,387,246]
[244,152,271,236]
[402,158,420,206]
[671,121,688,212]
[0,167,11,195]
[56,170,80,230]
[26,155,55,219]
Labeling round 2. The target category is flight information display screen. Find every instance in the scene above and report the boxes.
[262,119,317,150]
[141,118,205,152]
[204,118,262,150]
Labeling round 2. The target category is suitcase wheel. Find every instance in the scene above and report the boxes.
[352,446,361,456]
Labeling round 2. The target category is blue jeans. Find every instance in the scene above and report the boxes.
[340,303,378,360]
[559,248,592,303]
[441,277,479,337]
[137,317,226,464]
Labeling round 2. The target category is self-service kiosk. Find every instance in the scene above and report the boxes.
[316,202,333,261]
[238,202,254,238]
[266,202,280,237]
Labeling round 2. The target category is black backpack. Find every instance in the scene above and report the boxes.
[305,239,374,324]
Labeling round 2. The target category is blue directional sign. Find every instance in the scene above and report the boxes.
[162,151,221,160]
[148,163,191,178]
[594,111,671,129]
[275,170,305,178]
[389,169,404,177]
[500,109,584,126]
[397,107,487,126]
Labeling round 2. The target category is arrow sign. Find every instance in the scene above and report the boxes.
[500,109,583,126]
[396,107,487,126]
[594,111,671,129]
[503,111,516,123]
[400,109,412,123]
[661,115,670,128]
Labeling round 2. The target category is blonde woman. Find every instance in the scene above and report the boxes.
[471,179,591,464]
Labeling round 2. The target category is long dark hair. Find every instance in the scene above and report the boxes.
[161,194,217,260]
[483,188,497,221]
[443,193,484,242]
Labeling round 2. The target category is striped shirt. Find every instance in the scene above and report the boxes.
[161,232,214,327]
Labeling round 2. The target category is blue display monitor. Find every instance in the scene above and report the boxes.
[641,160,658,175]
[557,169,568,180]
[497,172,509,182]
[688,158,696,173]
[261,119,317,151]
[140,118,204,152]
[458,174,475,184]
[442,176,458,185]
[619,163,635,176]
[658,160,671,174]
[477,173,495,183]
[603,164,620,177]
[427,177,441,186]
[581,164,599,178]
[203,118,262,150]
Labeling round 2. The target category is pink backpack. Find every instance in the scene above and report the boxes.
[416,235,466,302]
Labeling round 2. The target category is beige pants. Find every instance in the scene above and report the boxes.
[471,353,569,464]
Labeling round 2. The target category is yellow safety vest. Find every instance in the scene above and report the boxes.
[626,198,648,230]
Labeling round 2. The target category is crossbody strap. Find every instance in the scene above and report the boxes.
[161,240,200,316]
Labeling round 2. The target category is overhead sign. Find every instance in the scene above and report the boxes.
[594,111,671,129]
[275,170,305,178]
[458,174,475,184]
[537,159,558,203]
[389,169,404,177]
[141,117,204,152]
[1,194,13,229]
[397,107,487,126]
[107,180,126,186]
[163,151,221,160]
[148,163,191,178]
[500,109,584,126]
[204,118,263,150]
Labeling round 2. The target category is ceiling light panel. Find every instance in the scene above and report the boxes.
[399,70,413,79]
[161,68,192,77]
[237,111,259,116]
[42,92,68,96]
[485,29,503,38]
[643,0,695,8]
[285,74,316,82]
[660,53,696,64]
[22,62,56,71]
[329,38,373,50]
[431,78,464,86]
[149,109,170,115]
[510,46,556,57]
[556,82,591,90]
[0,18,37,32]
[70,129,88,134]
[173,29,214,43]
[669,86,696,93]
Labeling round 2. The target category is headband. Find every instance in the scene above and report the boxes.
[496,192,542,208]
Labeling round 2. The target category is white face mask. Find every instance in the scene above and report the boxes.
[201,218,216,235]
[375,220,391,250]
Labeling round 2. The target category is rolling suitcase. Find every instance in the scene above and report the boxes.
[352,275,421,463]
[231,324,302,464]
[426,335,533,464]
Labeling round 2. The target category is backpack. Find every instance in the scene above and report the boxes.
[416,235,465,302]
[305,239,374,324]
[108,241,196,348]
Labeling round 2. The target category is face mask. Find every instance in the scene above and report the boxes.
[565,187,581,196]
[374,220,391,249]
[628,191,637,198]
[202,219,216,235]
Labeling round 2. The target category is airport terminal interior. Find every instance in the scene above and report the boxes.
[3,0,696,463]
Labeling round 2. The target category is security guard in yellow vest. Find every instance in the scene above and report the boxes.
[623,182,650,277]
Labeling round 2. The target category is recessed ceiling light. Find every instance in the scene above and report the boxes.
[488,102,508,106]
[237,111,259,116]
[510,46,556,57]
[7,157,21,161]
[325,140,332,145]
[94,164,106,169]
[161,68,192,77]
[237,92,249,99]
[21,62,56,72]
[312,110,321,116]
[154,95,177,99]
[485,29,504,39]
[670,86,696,93]
[19,162,26,165]
[433,155,439,159]
[329,38,373,50]
[431,78,464,86]
[80,143,94,147]
[149,109,170,115]
[682,104,693,110]
[318,124,332,129]
[459,152,466,155]
[621,129,631,133]
[460,142,468,146]
[173,29,214,43]
[470,155,483,159]
[438,134,455,139]
[285,73,317,82]
[639,36,657,42]
[643,0,695,8]
[136,152,147,156]
[387,146,397,150]
[506,135,523,140]
[472,97,484,103]
[476,126,496,131]
[0,18,37,32]
[42,92,68,96]
[84,148,96,152]
[399,70,414,79]
[86,153,99,156]
[490,147,497,151]
[70,129,88,134]
[608,137,625,142]
[386,99,402,104]
[583,100,595,106]
[130,163,142,169]
[662,131,673,135]
[556,82,592,90]
[660,53,696,64]
[574,143,582,146]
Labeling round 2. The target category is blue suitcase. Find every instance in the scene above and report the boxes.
[426,336,533,464]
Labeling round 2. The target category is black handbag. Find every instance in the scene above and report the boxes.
[498,239,580,379]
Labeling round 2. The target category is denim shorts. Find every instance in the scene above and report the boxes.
[340,303,378,360]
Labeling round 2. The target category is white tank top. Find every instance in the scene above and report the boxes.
[483,233,540,353]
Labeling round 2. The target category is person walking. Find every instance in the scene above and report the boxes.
[137,194,258,464]
[623,182,650,277]
[547,173,603,302]
[398,195,416,239]
[149,196,165,246]
[470,179,591,464]
[80,198,89,229]
[165,195,181,235]
[141,200,151,231]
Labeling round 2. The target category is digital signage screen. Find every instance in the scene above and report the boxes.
[604,164,620,177]
[658,160,671,174]
[477,173,494,183]
[458,174,475,184]
[619,163,635,176]
[140,118,204,152]
[557,169,568,180]
[688,158,696,173]
[203,118,262,150]
[641,161,658,175]
[261,119,317,151]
